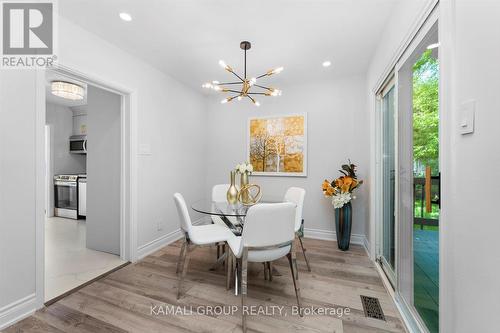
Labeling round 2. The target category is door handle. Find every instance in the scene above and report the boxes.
[425,166,432,213]
[425,167,441,212]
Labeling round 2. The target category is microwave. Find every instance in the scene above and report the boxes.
[69,135,87,154]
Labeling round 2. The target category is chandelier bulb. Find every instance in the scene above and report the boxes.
[254,101,261,107]
[268,67,284,75]
[270,89,282,96]
[237,96,243,101]
[221,98,228,104]
[212,80,220,84]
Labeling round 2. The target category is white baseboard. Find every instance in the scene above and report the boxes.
[0,293,38,330]
[136,228,183,260]
[136,218,206,260]
[363,236,371,257]
[303,227,368,249]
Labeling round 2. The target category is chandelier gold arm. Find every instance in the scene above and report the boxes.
[205,41,283,106]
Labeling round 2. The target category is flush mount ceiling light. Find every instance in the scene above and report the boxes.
[322,60,332,67]
[51,81,84,100]
[202,41,283,106]
[119,12,132,21]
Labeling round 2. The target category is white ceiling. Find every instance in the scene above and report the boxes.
[59,0,397,90]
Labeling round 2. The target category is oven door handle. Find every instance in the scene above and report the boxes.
[83,140,87,152]
[54,181,77,186]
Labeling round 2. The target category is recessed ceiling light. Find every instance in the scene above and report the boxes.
[322,60,332,67]
[119,12,132,22]
[427,42,440,50]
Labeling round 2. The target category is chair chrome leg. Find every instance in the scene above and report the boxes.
[235,258,240,296]
[292,238,300,280]
[298,236,311,272]
[287,252,303,316]
[241,249,248,333]
[176,240,187,275]
[226,251,233,290]
[177,241,191,300]
[263,262,268,280]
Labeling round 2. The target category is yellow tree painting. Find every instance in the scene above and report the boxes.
[248,114,307,176]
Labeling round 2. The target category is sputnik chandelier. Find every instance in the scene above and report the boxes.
[202,41,283,106]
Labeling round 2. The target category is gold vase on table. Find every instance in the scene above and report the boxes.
[240,172,250,203]
[226,171,239,204]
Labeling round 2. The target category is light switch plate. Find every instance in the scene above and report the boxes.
[138,143,152,155]
[460,100,475,135]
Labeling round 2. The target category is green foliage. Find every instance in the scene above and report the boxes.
[413,50,439,175]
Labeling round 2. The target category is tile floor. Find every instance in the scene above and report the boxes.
[45,217,126,302]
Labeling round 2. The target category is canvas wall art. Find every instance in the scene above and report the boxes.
[248,114,307,176]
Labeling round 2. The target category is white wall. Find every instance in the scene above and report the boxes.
[0,70,40,324]
[86,86,121,255]
[46,102,86,174]
[71,106,88,135]
[205,76,369,241]
[440,1,500,332]
[0,16,207,328]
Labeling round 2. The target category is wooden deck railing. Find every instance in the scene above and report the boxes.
[413,176,439,229]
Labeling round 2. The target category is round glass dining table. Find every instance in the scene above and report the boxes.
[191,199,254,235]
[191,199,279,235]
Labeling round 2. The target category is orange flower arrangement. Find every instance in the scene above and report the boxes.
[322,161,363,208]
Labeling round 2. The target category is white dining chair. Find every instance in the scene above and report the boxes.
[226,202,302,332]
[173,193,235,299]
[284,187,311,272]
[211,184,240,226]
[211,184,240,259]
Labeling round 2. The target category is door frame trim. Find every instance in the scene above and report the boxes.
[35,63,138,308]
[375,75,397,287]
[371,1,440,332]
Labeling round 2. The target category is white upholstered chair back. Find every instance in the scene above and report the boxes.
[242,203,296,249]
[173,193,193,235]
[212,184,230,202]
[284,187,306,232]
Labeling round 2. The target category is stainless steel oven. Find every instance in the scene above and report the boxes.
[70,135,87,154]
[54,174,79,219]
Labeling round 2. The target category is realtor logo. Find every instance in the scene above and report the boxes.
[1,1,56,68]
[2,2,53,54]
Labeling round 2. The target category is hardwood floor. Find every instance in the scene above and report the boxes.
[3,238,406,333]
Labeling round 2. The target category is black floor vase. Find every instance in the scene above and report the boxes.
[335,202,352,251]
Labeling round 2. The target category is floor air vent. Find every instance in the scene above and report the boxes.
[360,295,386,321]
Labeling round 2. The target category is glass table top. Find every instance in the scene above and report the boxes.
[191,199,252,217]
[191,199,290,236]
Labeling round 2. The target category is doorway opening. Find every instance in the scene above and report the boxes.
[43,69,129,303]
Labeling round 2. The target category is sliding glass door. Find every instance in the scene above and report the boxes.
[379,78,396,286]
[411,45,439,333]
[376,16,439,333]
